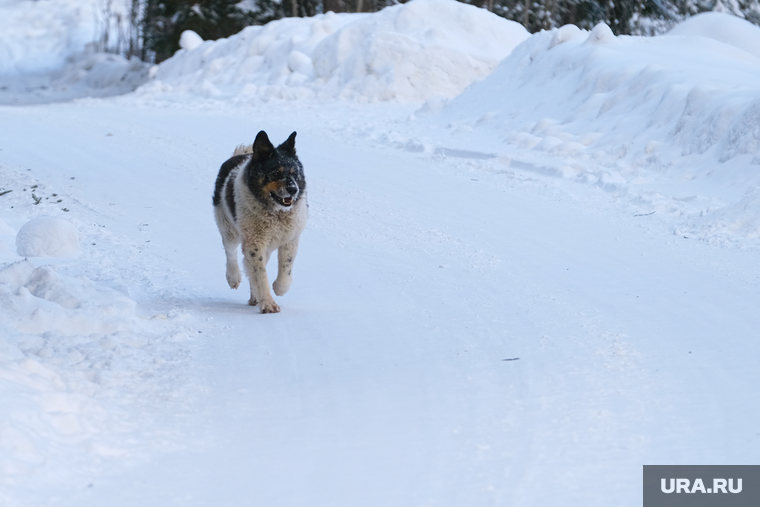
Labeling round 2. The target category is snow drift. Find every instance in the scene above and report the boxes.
[0,44,151,106]
[0,169,196,495]
[666,11,760,59]
[0,0,96,74]
[415,15,760,245]
[0,0,150,105]
[142,0,530,102]
[441,16,760,168]
[0,244,194,491]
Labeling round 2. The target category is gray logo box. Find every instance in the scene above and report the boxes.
[644,465,760,507]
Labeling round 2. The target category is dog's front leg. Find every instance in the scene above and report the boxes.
[242,242,280,314]
[273,238,299,296]
[224,241,241,289]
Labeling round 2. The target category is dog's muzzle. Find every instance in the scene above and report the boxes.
[271,180,299,207]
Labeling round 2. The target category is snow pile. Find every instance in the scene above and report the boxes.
[0,256,193,488]
[0,44,151,105]
[441,15,760,167]
[0,0,150,105]
[0,0,97,74]
[145,13,357,101]
[0,198,195,490]
[411,15,760,240]
[310,0,529,101]
[666,11,760,59]
[16,217,80,257]
[682,188,760,246]
[142,0,529,102]
[0,260,135,335]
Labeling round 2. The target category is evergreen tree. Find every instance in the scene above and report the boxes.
[143,0,285,62]
[463,0,758,35]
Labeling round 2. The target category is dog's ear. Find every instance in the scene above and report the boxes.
[278,131,297,156]
[252,131,275,161]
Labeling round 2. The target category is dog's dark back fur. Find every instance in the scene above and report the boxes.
[213,155,247,207]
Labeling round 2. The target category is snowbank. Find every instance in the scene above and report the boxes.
[0,169,196,492]
[0,253,192,482]
[682,187,760,246]
[429,18,760,212]
[16,217,80,257]
[0,0,150,105]
[141,0,529,102]
[666,11,760,59]
[0,44,151,105]
[0,250,194,491]
[443,16,760,163]
[0,259,135,333]
[0,0,97,74]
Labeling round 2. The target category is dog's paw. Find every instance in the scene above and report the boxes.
[248,296,258,307]
[259,300,281,314]
[227,267,242,289]
[272,277,291,296]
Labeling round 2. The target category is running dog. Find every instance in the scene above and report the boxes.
[212,130,307,313]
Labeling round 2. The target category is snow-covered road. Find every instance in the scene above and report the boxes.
[2,100,759,506]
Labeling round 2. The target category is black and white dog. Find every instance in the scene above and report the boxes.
[212,131,307,313]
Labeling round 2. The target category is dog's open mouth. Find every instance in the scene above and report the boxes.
[271,193,293,207]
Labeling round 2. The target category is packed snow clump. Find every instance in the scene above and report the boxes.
[142,0,529,102]
[16,217,80,257]
[179,30,204,51]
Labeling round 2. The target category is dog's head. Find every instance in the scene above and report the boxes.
[244,130,306,212]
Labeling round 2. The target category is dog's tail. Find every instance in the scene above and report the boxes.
[232,144,253,157]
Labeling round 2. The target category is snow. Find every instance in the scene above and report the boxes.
[146,0,530,102]
[666,11,760,59]
[178,30,204,52]
[1,1,760,506]
[425,14,760,246]
[0,44,151,106]
[16,217,80,257]
[0,0,97,74]
[0,0,149,105]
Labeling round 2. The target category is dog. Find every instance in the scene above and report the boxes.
[212,130,307,313]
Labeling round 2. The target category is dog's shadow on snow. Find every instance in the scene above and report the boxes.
[147,297,258,316]
[143,294,315,318]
